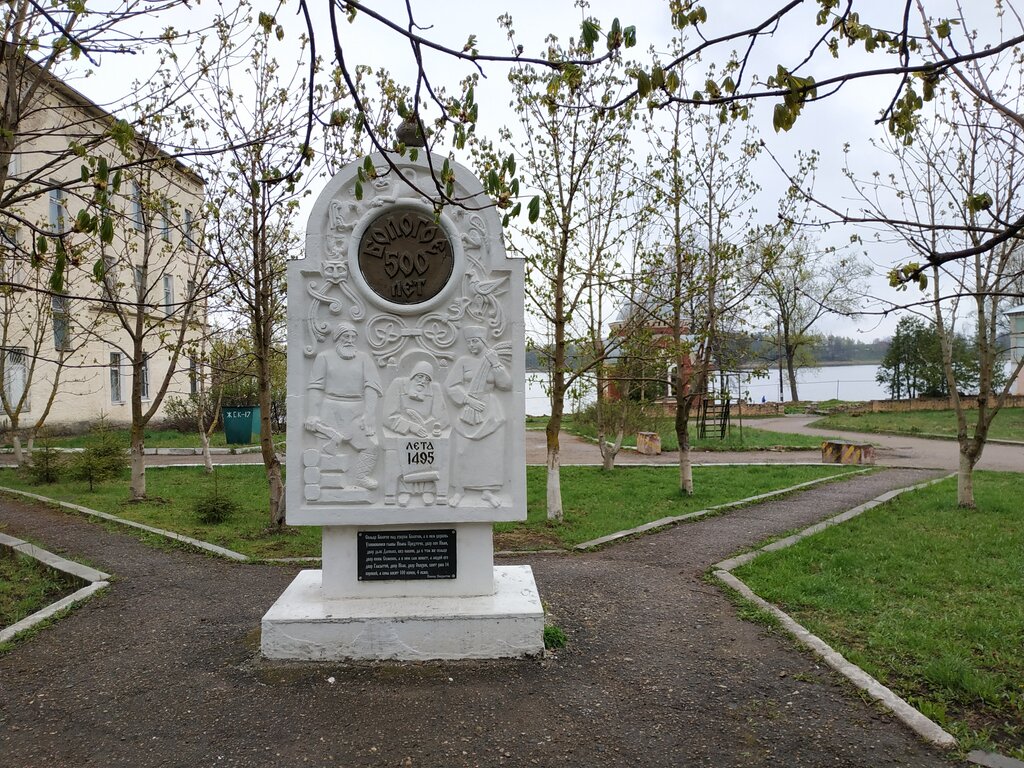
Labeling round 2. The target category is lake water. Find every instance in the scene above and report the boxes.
[526,364,888,416]
[526,362,1019,415]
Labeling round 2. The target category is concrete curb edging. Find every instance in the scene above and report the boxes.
[712,474,958,750]
[0,487,249,562]
[0,532,111,645]
[573,467,871,550]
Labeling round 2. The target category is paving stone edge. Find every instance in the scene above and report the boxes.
[0,531,111,645]
[712,474,959,750]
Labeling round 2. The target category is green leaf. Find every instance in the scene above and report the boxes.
[100,216,114,244]
[966,192,992,213]
[528,196,540,223]
[36,235,48,255]
[636,70,651,98]
[651,66,665,91]
[581,19,600,52]
[80,165,89,183]
[936,19,951,39]
[354,180,363,200]
[623,26,636,47]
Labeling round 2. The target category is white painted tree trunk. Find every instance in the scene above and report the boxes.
[957,450,976,508]
[130,440,146,500]
[200,431,213,474]
[546,446,563,521]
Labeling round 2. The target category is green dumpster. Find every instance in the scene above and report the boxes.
[222,406,260,445]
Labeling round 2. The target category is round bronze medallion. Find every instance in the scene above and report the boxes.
[357,208,454,305]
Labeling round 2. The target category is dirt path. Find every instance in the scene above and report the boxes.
[0,468,966,767]
[755,415,1024,472]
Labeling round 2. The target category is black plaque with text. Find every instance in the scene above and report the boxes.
[357,529,457,581]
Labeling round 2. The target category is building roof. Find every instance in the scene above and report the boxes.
[9,53,205,188]
[1006,304,1024,316]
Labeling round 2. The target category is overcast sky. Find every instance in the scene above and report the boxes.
[72,0,1016,341]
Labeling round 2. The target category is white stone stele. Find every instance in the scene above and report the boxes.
[261,565,544,661]
[262,151,542,661]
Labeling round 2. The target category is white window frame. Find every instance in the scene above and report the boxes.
[131,182,144,232]
[161,199,171,243]
[140,355,150,401]
[0,226,25,290]
[163,274,174,316]
[110,352,124,404]
[49,186,66,233]
[1,347,29,412]
[51,294,71,351]
[184,208,195,251]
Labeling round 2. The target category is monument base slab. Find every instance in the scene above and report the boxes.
[261,565,544,661]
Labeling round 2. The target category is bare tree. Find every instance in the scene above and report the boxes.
[497,23,636,520]
[639,59,763,495]
[846,77,1024,507]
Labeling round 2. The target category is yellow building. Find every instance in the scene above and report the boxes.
[1008,305,1024,396]
[1,58,206,435]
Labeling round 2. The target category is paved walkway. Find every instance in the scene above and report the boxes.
[0,466,969,767]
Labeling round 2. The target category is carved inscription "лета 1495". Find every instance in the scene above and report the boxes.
[358,208,454,305]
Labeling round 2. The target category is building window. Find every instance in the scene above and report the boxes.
[0,226,25,290]
[51,294,71,351]
[140,356,150,400]
[100,255,118,302]
[2,347,29,411]
[133,265,145,303]
[163,274,174,316]
[49,187,66,233]
[131,182,144,231]
[6,146,20,179]
[184,209,195,251]
[110,352,124,403]
[161,199,171,242]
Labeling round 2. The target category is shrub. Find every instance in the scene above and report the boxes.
[543,624,568,650]
[192,492,239,525]
[24,443,65,484]
[163,394,219,434]
[67,421,129,490]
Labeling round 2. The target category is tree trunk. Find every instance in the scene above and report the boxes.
[546,443,563,521]
[258,365,285,528]
[129,423,146,500]
[956,449,976,508]
[545,403,563,520]
[676,398,693,495]
[200,430,213,474]
[600,426,624,472]
[786,349,800,402]
[11,433,23,466]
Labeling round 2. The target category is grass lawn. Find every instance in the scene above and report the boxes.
[568,416,828,452]
[0,464,858,558]
[810,407,1024,442]
[503,464,860,549]
[0,547,83,628]
[734,472,1024,758]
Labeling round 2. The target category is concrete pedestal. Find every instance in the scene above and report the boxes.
[261,565,544,661]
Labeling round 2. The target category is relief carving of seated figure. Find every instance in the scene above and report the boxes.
[383,361,449,438]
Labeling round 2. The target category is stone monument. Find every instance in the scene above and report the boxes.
[261,151,544,660]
